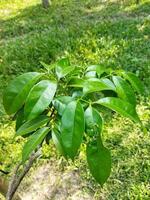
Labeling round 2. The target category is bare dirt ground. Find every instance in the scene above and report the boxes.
[19,159,93,200]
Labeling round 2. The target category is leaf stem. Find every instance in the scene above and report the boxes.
[79,98,90,104]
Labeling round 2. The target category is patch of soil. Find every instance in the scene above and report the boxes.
[19,159,93,200]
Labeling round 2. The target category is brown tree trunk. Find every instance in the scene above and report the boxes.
[42,0,51,8]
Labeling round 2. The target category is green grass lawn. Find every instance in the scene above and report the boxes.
[0,0,150,199]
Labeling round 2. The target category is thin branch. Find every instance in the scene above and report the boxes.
[0,169,9,175]
[6,148,41,200]
[6,162,21,199]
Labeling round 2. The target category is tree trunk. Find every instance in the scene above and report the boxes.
[42,0,51,8]
[136,0,140,4]
[6,148,41,200]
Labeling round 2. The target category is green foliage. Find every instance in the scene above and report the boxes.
[95,97,141,123]
[3,72,42,114]
[61,101,85,160]
[16,115,49,136]
[112,76,136,105]
[122,72,145,94]
[87,137,111,186]
[24,80,57,120]
[52,129,64,155]
[83,78,116,94]
[52,96,73,116]
[55,57,75,80]
[22,127,50,163]
[85,106,103,137]
[3,58,145,185]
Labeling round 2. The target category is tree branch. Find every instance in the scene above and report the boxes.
[0,170,9,175]
[6,148,41,200]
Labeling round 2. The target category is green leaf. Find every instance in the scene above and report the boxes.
[87,137,111,186]
[83,78,116,94]
[85,106,103,136]
[16,115,49,136]
[52,96,73,115]
[95,97,140,123]
[3,72,42,115]
[68,77,85,88]
[55,58,75,79]
[22,127,50,163]
[40,61,55,72]
[24,80,57,120]
[86,65,112,77]
[85,71,97,78]
[52,129,65,155]
[122,72,145,94]
[61,101,85,159]
[16,108,25,131]
[112,76,136,105]
[0,110,5,116]
[72,90,83,99]
[86,65,98,71]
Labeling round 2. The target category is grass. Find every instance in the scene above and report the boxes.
[0,0,150,199]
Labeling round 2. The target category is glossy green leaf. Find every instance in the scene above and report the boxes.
[68,68,83,78]
[52,129,64,155]
[57,57,70,67]
[86,65,98,71]
[87,138,111,186]
[55,58,75,79]
[16,115,49,136]
[85,106,103,136]
[122,72,145,94]
[68,77,85,88]
[95,97,140,123]
[24,80,57,120]
[61,101,85,159]
[112,76,136,105]
[72,90,83,99]
[3,72,42,115]
[22,127,50,163]
[16,108,25,131]
[52,96,73,115]
[86,65,112,77]
[83,78,116,94]
[85,71,97,78]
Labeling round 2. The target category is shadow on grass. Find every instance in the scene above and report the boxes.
[0,1,150,40]
[0,0,149,88]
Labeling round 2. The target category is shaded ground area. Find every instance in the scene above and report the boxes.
[0,0,150,199]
